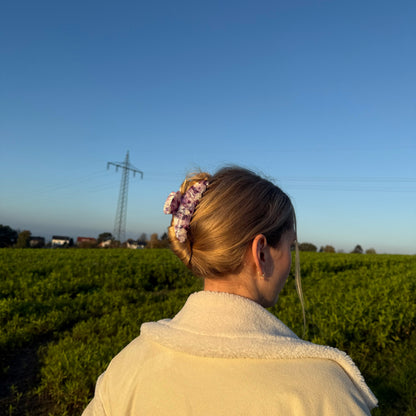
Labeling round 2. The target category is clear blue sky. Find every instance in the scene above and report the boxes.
[1,0,415,254]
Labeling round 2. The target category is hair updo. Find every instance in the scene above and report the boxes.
[167,166,296,279]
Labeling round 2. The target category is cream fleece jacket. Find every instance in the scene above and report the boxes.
[83,291,377,415]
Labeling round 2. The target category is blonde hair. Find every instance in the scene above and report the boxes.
[168,166,305,329]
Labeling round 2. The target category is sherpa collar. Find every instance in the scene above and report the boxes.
[140,291,377,409]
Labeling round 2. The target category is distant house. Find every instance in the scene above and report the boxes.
[98,239,112,248]
[29,236,45,248]
[126,239,145,249]
[77,237,97,247]
[52,236,72,247]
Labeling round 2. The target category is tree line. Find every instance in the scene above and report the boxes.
[0,225,169,249]
[1,224,377,253]
[298,242,376,254]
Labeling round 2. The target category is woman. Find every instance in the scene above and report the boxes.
[83,166,377,415]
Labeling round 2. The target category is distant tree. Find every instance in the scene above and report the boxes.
[148,233,169,249]
[149,233,159,249]
[0,225,18,248]
[138,233,147,242]
[351,245,363,254]
[320,245,336,253]
[136,233,147,247]
[298,242,317,252]
[365,248,376,254]
[15,230,31,248]
[161,232,168,241]
[98,232,113,244]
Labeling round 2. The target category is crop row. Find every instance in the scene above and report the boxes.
[0,249,415,415]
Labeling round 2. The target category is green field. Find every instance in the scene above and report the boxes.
[0,249,415,415]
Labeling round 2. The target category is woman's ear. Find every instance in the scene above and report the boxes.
[251,234,268,277]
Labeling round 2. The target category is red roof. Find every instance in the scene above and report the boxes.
[77,237,97,243]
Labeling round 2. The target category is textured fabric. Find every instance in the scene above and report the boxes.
[83,291,377,415]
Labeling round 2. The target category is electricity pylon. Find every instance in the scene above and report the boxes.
[107,151,143,243]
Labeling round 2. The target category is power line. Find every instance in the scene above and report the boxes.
[286,185,416,193]
[280,176,416,183]
[34,170,110,195]
[277,176,416,193]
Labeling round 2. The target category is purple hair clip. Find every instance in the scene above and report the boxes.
[163,191,182,215]
[163,180,208,243]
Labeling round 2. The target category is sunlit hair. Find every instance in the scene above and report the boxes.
[168,166,305,330]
